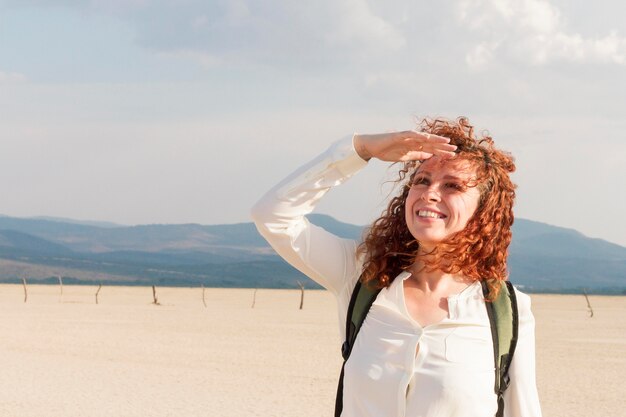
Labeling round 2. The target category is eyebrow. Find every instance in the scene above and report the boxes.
[414,171,464,181]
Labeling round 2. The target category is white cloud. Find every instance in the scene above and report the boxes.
[1,0,405,70]
[156,49,222,69]
[222,0,252,25]
[6,0,623,73]
[89,0,147,13]
[329,0,406,52]
[458,0,626,68]
[466,42,499,71]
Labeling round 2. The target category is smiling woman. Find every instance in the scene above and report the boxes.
[358,118,518,300]
[251,117,541,417]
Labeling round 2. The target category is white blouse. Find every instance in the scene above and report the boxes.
[251,136,542,417]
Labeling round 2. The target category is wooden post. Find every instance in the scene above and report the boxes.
[297,281,305,310]
[201,284,207,308]
[22,277,28,303]
[152,285,160,305]
[251,288,258,308]
[58,275,63,302]
[583,289,594,318]
[95,284,102,305]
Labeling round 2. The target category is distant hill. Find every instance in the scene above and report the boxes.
[28,216,122,229]
[0,214,623,294]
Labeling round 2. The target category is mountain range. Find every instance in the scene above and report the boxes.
[0,214,623,294]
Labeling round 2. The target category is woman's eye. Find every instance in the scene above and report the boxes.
[445,182,464,191]
[413,177,429,186]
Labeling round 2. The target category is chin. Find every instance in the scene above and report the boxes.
[409,229,443,245]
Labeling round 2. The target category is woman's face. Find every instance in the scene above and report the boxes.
[404,156,481,252]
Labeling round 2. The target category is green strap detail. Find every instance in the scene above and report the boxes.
[486,280,519,417]
[348,283,380,349]
[492,282,514,369]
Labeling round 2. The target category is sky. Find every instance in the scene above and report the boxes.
[0,0,625,246]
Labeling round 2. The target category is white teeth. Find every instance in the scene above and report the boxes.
[417,210,443,219]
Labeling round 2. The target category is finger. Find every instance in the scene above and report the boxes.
[408,141,457,153]
[400,132,453,147]
[397,131,448,143]
[428,143,457,152]
[433,149,457,158]
[415,131,452,143]
[401,151,434,161]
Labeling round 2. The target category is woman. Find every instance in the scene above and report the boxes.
[251,117,542,417]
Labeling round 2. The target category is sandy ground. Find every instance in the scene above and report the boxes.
[0,284,623,417]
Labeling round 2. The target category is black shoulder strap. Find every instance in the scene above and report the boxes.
[483,280,519,417]
[335,279,381,417]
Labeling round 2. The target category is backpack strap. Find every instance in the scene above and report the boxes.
[335,279,381,417]
[342,280,381,360]
[483,280,519,417]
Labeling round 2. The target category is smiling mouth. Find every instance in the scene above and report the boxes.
[416,210,446,219]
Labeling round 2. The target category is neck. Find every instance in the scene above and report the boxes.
[408,260,472,293]
[408,263,446,291]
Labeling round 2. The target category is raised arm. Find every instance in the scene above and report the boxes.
[250,136,368,295]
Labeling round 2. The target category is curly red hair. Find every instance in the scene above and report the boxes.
[357,117,517,299]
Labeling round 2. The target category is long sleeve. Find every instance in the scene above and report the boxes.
[504,290,543,417]
[250,135,368,300]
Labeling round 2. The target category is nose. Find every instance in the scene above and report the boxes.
[422,186,441,202]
